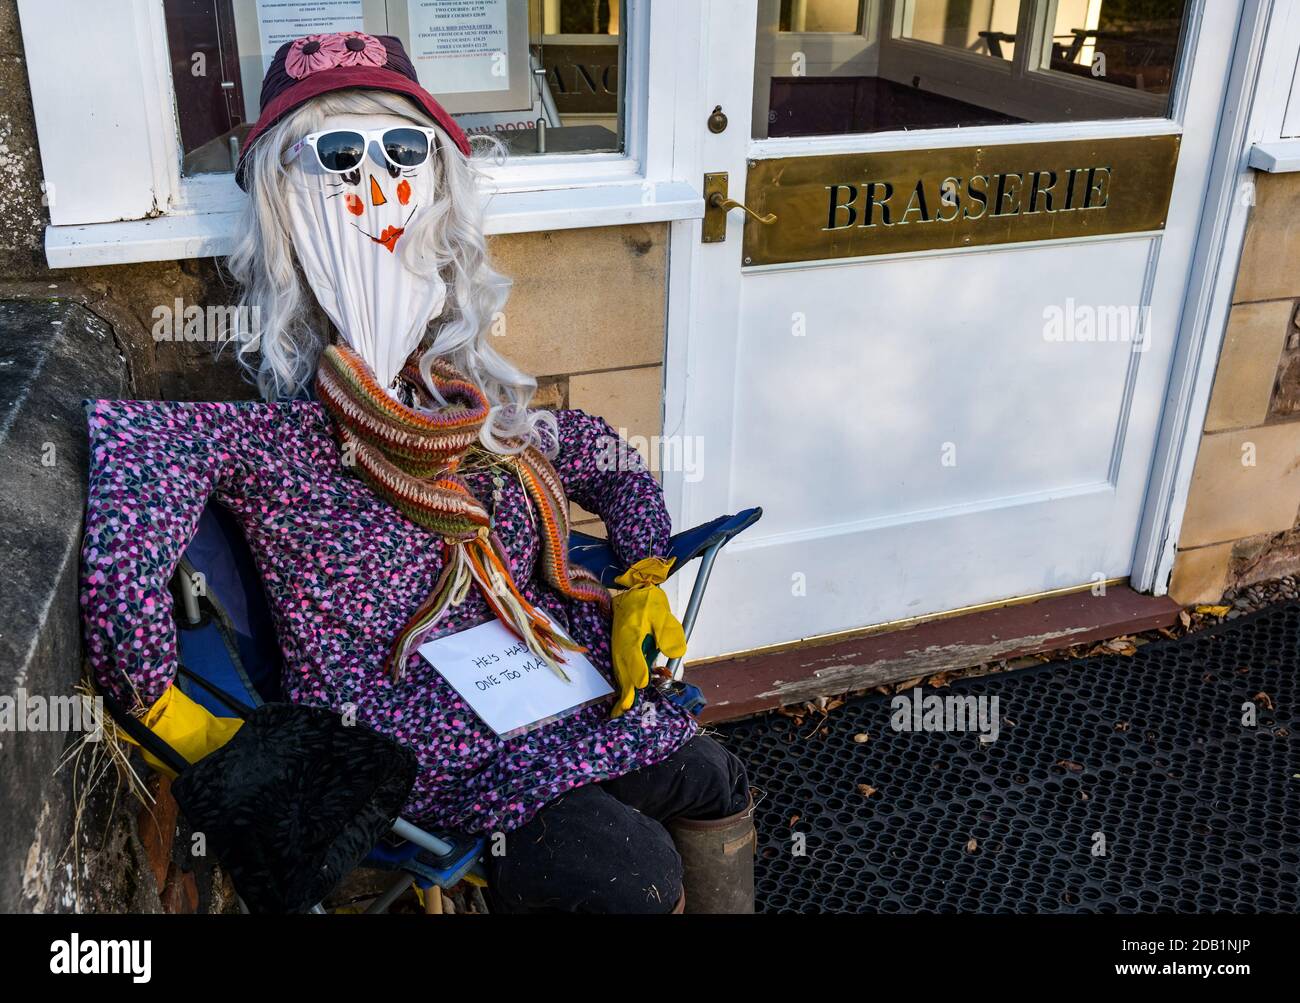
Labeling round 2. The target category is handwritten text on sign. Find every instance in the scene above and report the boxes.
[418,615,613,739]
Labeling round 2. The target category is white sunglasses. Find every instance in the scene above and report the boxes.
[284,126,440,174]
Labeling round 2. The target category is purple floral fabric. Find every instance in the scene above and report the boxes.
[80,398,697,834]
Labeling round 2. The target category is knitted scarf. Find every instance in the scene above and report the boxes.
[315,343,612,681]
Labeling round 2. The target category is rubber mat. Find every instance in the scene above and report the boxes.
[713,603,1300,913]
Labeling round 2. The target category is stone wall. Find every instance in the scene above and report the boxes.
[0,297,234,914]
[489,224,668,536]
[1170,170,1300,602]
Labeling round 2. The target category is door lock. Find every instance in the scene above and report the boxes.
[702,172,777,243]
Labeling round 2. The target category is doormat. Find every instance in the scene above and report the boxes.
[713,603,1300,913]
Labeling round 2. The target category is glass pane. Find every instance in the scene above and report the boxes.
[526,0,623,155]
[1043,0,1187,96]
[163,0,625,176]
[779,0,865,33]
[896,0,1023,61]
[753,0,1187,139]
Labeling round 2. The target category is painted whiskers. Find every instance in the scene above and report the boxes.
[315,343,611,681]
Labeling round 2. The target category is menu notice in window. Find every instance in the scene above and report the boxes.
[255,0,366,71]
[407,0,511,95]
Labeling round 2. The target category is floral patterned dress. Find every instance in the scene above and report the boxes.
[80,398,697,834]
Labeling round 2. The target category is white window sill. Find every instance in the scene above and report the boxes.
[1248,140,1300,172]
[44,180,704,269]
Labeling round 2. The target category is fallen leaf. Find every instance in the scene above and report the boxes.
[788,814,800,827]
[1195,605,1231,617]
[853,732,870,744]
[1114,721,1130,732]
[856,783,878,798]
[1086,636,1137,657]
[1254,692,1275,710]
[1055,759,1084,772]
[965,838,978,853]
[1178,610,1192,628]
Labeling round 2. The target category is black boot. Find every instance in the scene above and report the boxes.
[666,791,756,914]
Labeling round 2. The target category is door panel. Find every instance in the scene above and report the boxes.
[732,238,1152,536]
[668,0,1239,662]
[700,236,1167,655]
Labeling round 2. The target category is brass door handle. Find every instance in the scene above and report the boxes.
[707,191,777,225]
[702,171,776,242]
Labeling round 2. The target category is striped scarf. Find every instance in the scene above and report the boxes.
[316,343,611,681]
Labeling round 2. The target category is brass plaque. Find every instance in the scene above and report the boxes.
[741,135,1181,266]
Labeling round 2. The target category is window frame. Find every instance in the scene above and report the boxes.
[19,0,704,268]
[877,0,1174,125]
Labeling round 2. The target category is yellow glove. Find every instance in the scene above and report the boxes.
[609,556,687,718]
[121,684,244,779]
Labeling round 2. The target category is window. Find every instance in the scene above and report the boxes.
[162,0,627,176]
[779,0,864,34]
[1042,0,1185,96]
[897,0,1022,61]
[22,0,704,266]
[755,0,1190,139]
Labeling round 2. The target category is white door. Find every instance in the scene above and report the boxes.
[663,0,1242,661]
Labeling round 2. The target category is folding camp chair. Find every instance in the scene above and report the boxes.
[158,500,762,912]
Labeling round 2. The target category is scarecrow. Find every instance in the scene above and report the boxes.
[80,33,754,913]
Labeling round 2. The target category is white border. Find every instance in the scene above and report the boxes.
[1132,0,1299,593]
[44,179,704,268]
[1248,138,1300,171]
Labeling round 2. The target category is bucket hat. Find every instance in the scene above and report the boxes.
[236,31,471,189]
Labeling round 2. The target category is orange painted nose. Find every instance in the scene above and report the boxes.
[369,174,387,207]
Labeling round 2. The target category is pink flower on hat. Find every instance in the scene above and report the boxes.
[284,33,348,80]
[336,31,387,68]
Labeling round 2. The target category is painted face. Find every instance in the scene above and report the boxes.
[285,111,448,391]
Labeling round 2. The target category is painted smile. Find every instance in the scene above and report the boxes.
[348,203,418,253]
[373,225,405,252]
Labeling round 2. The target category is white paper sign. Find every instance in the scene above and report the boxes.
[255,0,365,71]
[419,615,614,739]
[407,0,511,94]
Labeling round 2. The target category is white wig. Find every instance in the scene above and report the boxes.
[225,88,558,458]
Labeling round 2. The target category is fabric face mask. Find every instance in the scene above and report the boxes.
[285,112,447,391]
